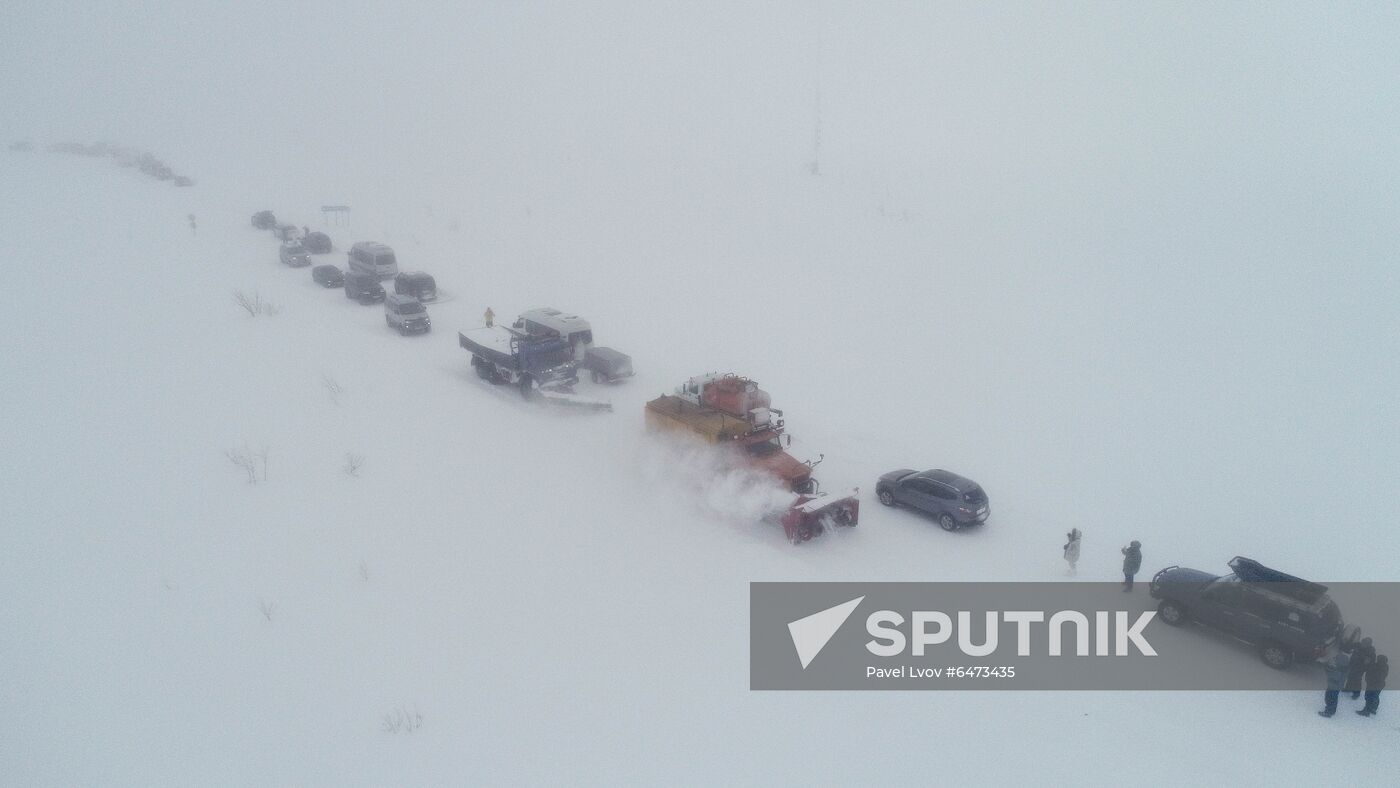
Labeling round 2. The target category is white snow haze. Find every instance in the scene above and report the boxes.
[2,1,1398,785]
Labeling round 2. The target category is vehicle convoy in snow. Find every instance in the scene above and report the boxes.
[348,241,398,279]
[394,271,437,301]
[279,240,311,267]
[514,308,594,360]
[1150,556,1361,669]
[644,374,859,543]
[385,293,431,335]
[344,271,386,304]
[301,231,332,254]
[875,469,989,531]
[251,210,276,230]
[311,264,344,288]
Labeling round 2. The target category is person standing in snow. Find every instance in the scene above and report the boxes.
[1346,637,1375,700]
[1063,529,1082,574]
[1120,540,1142,591]
[1320,648,1351,717]
[1359,654,1387,717]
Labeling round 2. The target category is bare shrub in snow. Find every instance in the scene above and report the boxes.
[381,706,423,734]
[225,447,258,483]
[343,452,364,477]
[257,598,276,621]
[322,374,345,405]
[256,445,270,482]
[232,290,280,317]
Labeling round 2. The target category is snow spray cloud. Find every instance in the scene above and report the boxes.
[636,432,797,528]
[751,582,1400,690]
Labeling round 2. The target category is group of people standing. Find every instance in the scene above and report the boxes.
[1321,637,1388,719]
[1061,531,1387,718]
[1060,530,1143,592]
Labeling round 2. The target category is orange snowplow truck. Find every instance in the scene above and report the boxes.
[645,374,859,543]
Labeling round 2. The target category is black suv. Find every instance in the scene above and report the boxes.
[312,265,344,288]
[1150,557,1359,669]
[875,469,989,531]
[302,231,333,254]
[344,271,386,304]
[394,271,437,301]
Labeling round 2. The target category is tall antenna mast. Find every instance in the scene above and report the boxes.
[809,23,823,176]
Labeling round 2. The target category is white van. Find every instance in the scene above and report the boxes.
[347,241,399,279]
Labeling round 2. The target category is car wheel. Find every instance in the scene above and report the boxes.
[1157,600,1188,626]
[938,513,957,532]
[1259,641,1293,670]
[878,488,895,506]
[591,370,604,384]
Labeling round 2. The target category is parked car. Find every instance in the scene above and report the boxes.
[274,224,301,242]
[348,241,398,279]
[394,271,437,301]
[251,210,276,230]
[279,241,310,267]
[875,469,989,530]
[302,231,332,254]
[344,271,386,304]
[581,346,633,383]
[384,294,431,335]
[1150,557,1360,670]
[312,265,344,288]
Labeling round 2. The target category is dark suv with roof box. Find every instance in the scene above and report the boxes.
[1150,556,1360,669]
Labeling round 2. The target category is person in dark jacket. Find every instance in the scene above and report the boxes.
[1346,637,1375,699]
[1320,648,1351,717]
[1359,654,1388,717]
[1121,540,1142,591]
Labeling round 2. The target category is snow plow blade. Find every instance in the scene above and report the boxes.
[538,388,613,412]
[780,489,859,545]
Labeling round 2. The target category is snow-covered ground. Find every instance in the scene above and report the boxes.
[3,3,1399,784]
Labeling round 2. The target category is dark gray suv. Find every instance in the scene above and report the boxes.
[1150,557,1359,669]
[875,469,989,530]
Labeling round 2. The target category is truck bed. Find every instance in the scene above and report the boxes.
[459,327,518,368]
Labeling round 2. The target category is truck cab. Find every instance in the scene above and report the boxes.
[514,308,594,361]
